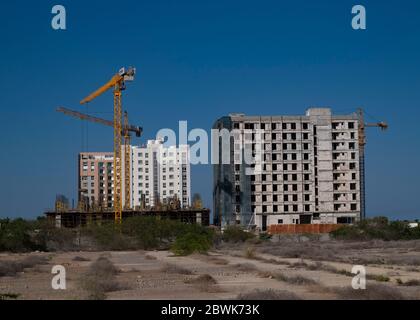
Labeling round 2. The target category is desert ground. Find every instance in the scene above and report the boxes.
[1,236,420,300]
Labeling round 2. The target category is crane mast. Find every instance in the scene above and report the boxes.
[357,108,388,220]
[123,111,131,210]
[80,67,136,224]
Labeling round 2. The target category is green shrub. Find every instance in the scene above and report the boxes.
[222,226,255,243]
[259,232,272,241]
[33,219,77,251]
[0,293,20,300]
[1,216,215,253]
[85,223,133,250]
[171,230,213,255]
[367,274,390,282]
[331,217,420,241]
[0,218,38,252]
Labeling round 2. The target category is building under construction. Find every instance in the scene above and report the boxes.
[54,67,209,228]
[213,108,387,231]
[45,206,210,228]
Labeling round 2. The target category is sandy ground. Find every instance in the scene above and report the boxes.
[1,239,420,300]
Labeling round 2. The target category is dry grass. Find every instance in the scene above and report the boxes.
[366,274,390,282]
[145,254,157,260]
[333,284,405,300]
[0,255,50,277]
[257,271,275,278]
[258,239,420,267]
[233,263,258,272]
[206,256,229,265]
[185,274,219,292]
[161,263,193,275]
[290,260,323,271]
[186,274,217,285]
[0,293,20,300]
[398,279,420,286]
[386,256,420,266]
[72,256,91,262]
[244,247,257,259]
[237,289,301,300]
[80,257,123,300]
[274,272,318,285]
[192,254,229,265]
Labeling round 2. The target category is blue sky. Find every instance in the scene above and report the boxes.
[0,0,419,220]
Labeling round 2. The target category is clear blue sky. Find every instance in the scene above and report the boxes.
[0,0,419,220]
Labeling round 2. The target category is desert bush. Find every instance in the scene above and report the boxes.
[84,223,133,251]
[144,254,157,260]
[259,233,272,241]
[0,218,38,252]
[367,274,390,282]
[186,274,217,285]
[274,272,317,285]
[398,279,420,286]
[244,246,257,259]
[88,256,119,276]
[20,255,49,268]
[237,289,301,300]
[171,225,213,256]
[161,263,193,275]
[386,256,420,266]
[233,263,258,272]
[0,217,79,252]
[206,256,229,265]
[0,261,23,277]
[32,219,78,251]
[122,217,167,249]
[258,271,274,278]
[0,293,20,300]
[222,226,255,243]
[72,256,91,262]
[0,255,49,277]
[2,216,215,253]
[80,257,122,300]
[331,217,420,241]
[185,274,218,292]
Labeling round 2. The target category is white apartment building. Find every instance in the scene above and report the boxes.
[79,141,191,210]
[131,139,191,209]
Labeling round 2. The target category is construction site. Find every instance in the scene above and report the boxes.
[43,67,210,229]
[2,2,420,304]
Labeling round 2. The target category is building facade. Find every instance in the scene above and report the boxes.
[213,108,361,230]
[78,152,114,209]
[79,141,191,210]
[131,139,191,209]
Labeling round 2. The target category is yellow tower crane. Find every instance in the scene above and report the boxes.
[80,67,136,223]
[357,108,388,219]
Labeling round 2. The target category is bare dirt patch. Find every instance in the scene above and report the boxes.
[1,238,419,300]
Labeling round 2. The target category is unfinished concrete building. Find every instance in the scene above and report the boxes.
[213,108,361,231]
